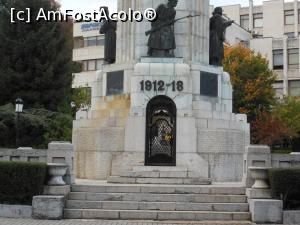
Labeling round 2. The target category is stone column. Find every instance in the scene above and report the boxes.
[294,0,298,38]
[47,142,75,185]
[242,145,271,188]
[249,0,254,34]
[283,36,289,96]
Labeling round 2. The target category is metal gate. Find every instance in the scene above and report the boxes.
[145,96,176,166]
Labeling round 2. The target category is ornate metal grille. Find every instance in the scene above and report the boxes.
[145,96,176,166]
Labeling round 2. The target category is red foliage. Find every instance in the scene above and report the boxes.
[252,111,296,147]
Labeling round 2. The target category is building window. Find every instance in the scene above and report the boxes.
[273,81,284,99]
[83,59,104,71]
[285,32,295,38]
[298,9,300,24]
[83,36,104,47]
[288,48,299,69]
[273,49,284,70]
[285,10,294,25]
[289,80,300,96]
[253,13,263,28]
[240,15,249,30]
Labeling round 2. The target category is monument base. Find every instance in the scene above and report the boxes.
[73,59,250,182]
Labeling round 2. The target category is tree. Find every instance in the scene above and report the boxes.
[0,0,72,112]
[252,111,296,148]
[274,97,300,134]
[0,104,72,148]
[274,97,300,151]
[223,44,276,122]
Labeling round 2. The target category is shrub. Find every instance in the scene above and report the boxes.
[0,161,47,205]
[269,168,300,209]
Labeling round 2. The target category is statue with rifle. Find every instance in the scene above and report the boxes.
[146,0,180,57]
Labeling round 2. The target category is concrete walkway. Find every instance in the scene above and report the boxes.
[0,218,256,225]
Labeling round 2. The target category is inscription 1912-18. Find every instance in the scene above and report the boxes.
[140,80,184,92]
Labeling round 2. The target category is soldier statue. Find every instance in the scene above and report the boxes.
[209,7,234,66]
[147,0,178,57]
[100,6,117,64]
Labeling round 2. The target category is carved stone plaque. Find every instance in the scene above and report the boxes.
[106,70,124,96]
[200,71,218,97]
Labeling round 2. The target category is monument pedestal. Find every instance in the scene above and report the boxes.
[73,58,249,182]
[72,0,250,183]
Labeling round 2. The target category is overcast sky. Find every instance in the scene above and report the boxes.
[58,0,267,14]
[59,0,296,15]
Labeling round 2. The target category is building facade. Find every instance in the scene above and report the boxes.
[72,22,104,88]
[222,0,300,98]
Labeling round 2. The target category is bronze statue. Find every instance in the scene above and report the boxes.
[209,7,234,66]
[147,0,178,57]
[100,6,117,64]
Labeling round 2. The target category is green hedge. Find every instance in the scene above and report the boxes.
[269,168,300,209]
[0,161,47,205]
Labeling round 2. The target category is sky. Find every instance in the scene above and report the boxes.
[58,0,296,17]
[58,0,268,14]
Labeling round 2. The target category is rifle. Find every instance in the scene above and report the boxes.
[145,14,201,36]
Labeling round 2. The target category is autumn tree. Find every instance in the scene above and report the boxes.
[252,111,296,148]
[274,97,300,151]
[223,44,276,122]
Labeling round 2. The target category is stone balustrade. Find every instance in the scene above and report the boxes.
[0,142,74,185]
[243,145,300,188]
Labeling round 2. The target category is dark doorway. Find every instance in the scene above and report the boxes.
[145,95,176,166]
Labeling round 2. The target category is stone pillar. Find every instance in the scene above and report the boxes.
[283,36,289,96]
[294,0,298,38]
[242,145,271,188]
[47,142,75,185]
[249,0,254,34]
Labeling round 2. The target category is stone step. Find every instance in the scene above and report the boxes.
[120,170,204,178]
[132,166,188,172]
[66,200,249,212]
[64,209,251,221]
[68,192,247,203]
[107,176,212,185]
[71,184,246,195]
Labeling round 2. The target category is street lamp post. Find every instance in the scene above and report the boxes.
[15,98,24,148]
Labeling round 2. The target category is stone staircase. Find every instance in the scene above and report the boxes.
[107,166,212,185]
[64,182,251,222]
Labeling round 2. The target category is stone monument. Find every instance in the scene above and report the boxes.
[72,0,250,182]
